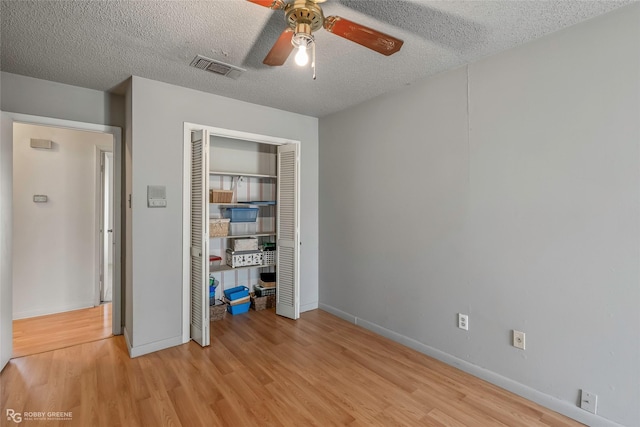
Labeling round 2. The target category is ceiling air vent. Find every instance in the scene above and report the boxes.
[190,55,245,80]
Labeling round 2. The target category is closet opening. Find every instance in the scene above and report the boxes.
[182,124,300,347]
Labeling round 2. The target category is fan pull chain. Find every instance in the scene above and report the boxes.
[312,42,316,80]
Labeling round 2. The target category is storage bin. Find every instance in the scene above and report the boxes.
[260,272,276,282]
[262,249,276,265]
[210,300,227,321]
[210,190,233,203]
[250,293,276,311]
[223,207,259,223]
[230,238,258,252]
[209,255,222,267]
[254,283,276,297]
[227,301,251,315]
[223,285,250,301]
[226,249,263,268]
[229,222,258,236]
[209,218,230,237]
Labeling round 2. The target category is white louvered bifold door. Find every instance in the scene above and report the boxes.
[276,144,300,319]
[190,130,210,346]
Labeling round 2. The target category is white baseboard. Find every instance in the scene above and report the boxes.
[123,327,132,355]
[13,301,95,320]
[318,303,623,427]
[127,335,184,358]
[300,301,318,313]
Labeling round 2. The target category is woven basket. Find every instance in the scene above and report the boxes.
[209,218,230,237]
[210,190,233,203]
[250,293,276,311]
[210,301,227,321]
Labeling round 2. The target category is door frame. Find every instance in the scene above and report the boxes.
[96,149,114,305]
[1,113,123,350]
[181,122,299,343]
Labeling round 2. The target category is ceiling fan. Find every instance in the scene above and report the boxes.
[247,0,404,69]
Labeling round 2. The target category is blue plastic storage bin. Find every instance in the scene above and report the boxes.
[223,207,259,223]
[227,301,251,315]
[223,286,249,301]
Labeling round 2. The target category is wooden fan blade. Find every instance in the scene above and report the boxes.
[246,0,286,10]
[263,28,295,66]
[324,16,403,56]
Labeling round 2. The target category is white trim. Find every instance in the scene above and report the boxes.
[184,122,297,147]
[318,303,624,427]
[123,327,132,355]
[13,302,96,320]
[300,301,318,313]
[1,112,123,337]
[182,122,301,343]
[95,148,103,307]
[128,335,184,358]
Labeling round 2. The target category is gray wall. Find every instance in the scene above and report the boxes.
[319,4,639,427]
[1,72,124,129]
[0,71,13,369]
[128,76,318,354]
[124,80,133,344]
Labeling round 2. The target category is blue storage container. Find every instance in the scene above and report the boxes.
[227,301,251,315]
[223,286,250,301]
[223,207,259,223]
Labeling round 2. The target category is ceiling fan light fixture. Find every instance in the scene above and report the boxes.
[291,31,314,67]
[294,45,309,66]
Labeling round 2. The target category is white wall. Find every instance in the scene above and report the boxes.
[12,124,113,318]
[1,72,124,129]
[124,80,133,346]
[127,76,318,356]
[319,4,639,427]
[0,72,14,369]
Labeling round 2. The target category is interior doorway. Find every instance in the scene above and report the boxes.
[0,112,122,369]
[11,123,115,357]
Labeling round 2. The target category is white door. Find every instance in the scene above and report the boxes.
[98,151,114,303]
[276,144,300,319]
[104,152,114,302]
[190,130,210,346]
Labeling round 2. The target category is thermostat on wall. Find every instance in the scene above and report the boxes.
[33,195,48,203]
[147,185,167,208]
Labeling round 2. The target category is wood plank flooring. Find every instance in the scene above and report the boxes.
[12,303,112,358]
[1,308,583,426]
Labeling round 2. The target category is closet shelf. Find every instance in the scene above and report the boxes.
[210,263,276,273]
[209,171,277,179]
[209,202,276,207]
[209,233,276,240]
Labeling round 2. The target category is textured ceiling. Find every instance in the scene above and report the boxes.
[0,0,634,117]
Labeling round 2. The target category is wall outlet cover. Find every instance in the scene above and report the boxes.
[458,313,469,331]
[580,390,597,414]
[513,330,525,350]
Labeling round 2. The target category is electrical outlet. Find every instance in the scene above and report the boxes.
[458,313,468,331]
[513,330,525,350]
[580,390,597,414]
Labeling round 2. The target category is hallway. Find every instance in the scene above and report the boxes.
[12,304,112,358]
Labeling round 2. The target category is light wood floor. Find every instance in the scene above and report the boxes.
[1,308,583,426]
[12,303,112,358]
